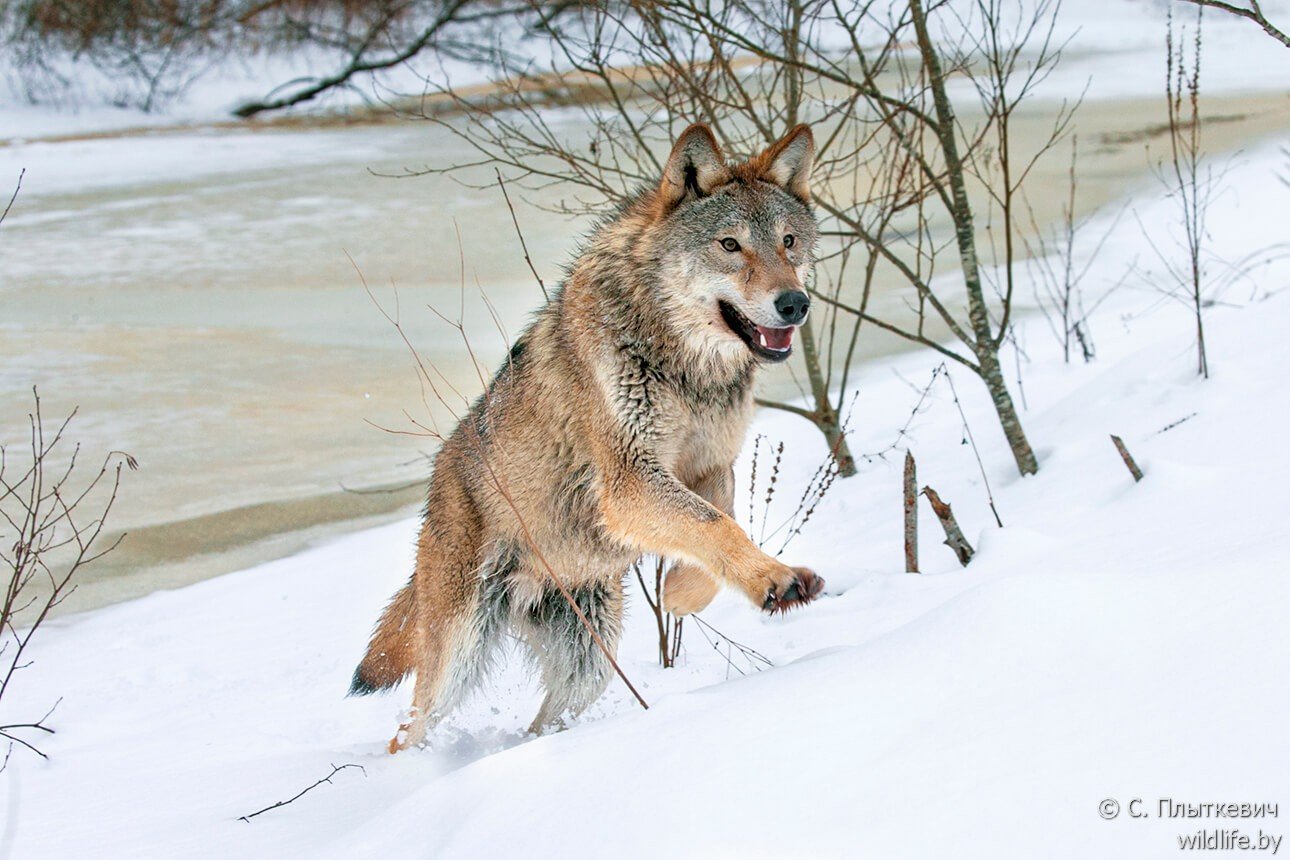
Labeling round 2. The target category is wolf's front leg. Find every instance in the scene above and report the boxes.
[598,458,822,614]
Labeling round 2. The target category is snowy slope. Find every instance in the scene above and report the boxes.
[3,137,1289,857]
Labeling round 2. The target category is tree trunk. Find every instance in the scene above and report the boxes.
[798,316,857,477]
[978,351,1038,476]
[909,0,1039,478]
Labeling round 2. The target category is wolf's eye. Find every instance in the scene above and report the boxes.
[783,234,796,249]
[719,237,742,253]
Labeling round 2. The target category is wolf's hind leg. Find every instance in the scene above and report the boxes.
[662,465,735,616]
[389,540,514,753]
[519,577,624,735]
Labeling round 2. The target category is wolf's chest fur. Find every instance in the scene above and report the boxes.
[600,334,756,484]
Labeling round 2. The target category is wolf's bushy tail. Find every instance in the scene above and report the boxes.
[349,580,419,696]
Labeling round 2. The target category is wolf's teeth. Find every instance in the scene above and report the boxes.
[757,331,767,348]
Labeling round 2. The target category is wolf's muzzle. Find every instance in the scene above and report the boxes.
[774,291,811,325]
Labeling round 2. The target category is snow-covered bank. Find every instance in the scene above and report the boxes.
[4,137,1289,858]
[5,0,1288,143]
[0,47,483,143]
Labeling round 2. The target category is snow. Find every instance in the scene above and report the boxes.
[1016,0,1290,102]
[4,132,1289,857]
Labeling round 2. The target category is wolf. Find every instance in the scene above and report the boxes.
[351,123,826,752]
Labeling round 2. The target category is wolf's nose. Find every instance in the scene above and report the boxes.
[774,291,810,325]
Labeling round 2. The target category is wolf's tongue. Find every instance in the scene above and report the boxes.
[756,326,794,351]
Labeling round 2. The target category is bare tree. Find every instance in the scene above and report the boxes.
[1,390,136,764]
[1177,0,1290,48]
[401,0,1078,477]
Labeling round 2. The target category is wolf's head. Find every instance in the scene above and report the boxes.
[644,124,818,365]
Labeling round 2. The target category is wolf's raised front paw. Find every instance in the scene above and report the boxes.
[761,566,824,615]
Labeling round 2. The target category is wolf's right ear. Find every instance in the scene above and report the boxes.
[657,124,729,214]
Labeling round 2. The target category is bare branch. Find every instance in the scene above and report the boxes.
[1178,0,1290,47]
[239,764,367,822]
[0,169,23,228]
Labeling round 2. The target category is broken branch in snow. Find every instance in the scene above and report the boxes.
[238,763,367,822]
[1110,435,1144,482]
[921,486,975,566]
[904,451,919,574]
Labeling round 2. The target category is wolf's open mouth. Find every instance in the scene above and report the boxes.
[718,301,794,362]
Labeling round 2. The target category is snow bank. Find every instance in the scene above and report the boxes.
[3,134,1289,857]
[5,0,1288,142]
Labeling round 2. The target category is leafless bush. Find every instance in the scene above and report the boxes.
[1132,11,1290,367]
[1139,9,1213,379]
[745,433,841,559]
[1023,137,1127,364]
[1,390,136,765]
[632,556,682,668]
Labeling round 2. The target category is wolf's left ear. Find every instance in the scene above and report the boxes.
[759,124,815,203]
[658,124,729,213]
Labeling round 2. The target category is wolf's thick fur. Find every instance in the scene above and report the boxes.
[352,124,826,751]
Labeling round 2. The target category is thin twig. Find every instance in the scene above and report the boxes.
[943,366,1004,528]
[239,764,367,822]
[496,168,548,301]
[0,169,23,228]
[689,614,773,676]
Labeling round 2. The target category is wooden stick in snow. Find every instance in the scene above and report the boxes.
[904,451,919,573]
[1110,434,1144,482]
[921,486,975,566]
